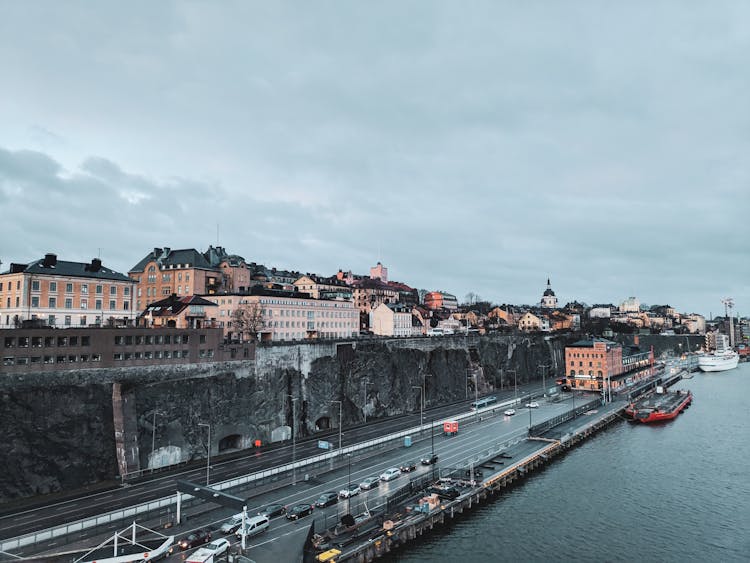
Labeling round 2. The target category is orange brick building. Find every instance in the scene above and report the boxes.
[565,338,654,393]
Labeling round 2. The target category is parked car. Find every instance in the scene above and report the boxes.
[315,492,339,508]
[504,409,516,416]
[286,503,314,520]
[339,483,361,498]
[220,513,244,534]
[359,476,381,490]
[464,468,483,479]
[420,453,439,465]
[399,460,417,473]
[203,538,231,556]
[380,467,402,482]
[174,529,212,551]
[525,402,540,408]
[258,503,287,518]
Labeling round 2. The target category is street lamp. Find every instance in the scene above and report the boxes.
[363,380,374,424]
[150,409,165,473]
[198,422,211,486]
[330,400,343,456]
[411,385,423,433]
[538,363,549,397]
[287,395,298,485]
[346,453,352,514]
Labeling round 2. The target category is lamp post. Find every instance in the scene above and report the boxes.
[538,363,549,397]
[411,385,423,433]
[287,395,298,485]
[150,410,165,473]
[198,422,211,486]
[474,372,479,423]
[363,380,373,424]
[330,400,343,456]
[508,369,518,404]
[346,453,352,514]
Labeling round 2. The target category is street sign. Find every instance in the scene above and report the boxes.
[318,440,332,450]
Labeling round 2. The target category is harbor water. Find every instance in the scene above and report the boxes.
[385,362,750,562]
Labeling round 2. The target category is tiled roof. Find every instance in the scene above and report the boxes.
[142,294,217,316]
[129,247,214,273]
[14,256,131,282]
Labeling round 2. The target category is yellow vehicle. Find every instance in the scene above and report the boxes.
[316,548,342,562]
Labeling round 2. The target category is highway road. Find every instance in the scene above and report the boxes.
[28,391,599,562]
[0,383,549,545]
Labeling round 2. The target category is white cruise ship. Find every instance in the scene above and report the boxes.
[698,334,739,372]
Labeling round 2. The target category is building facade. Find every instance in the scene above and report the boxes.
[423,291,459,311]
[564,338,654,393]
[370,302,412,337]
[0,254,135,328]
[540,279,558,309]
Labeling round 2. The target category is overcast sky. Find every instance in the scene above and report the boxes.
[1,2,748,318]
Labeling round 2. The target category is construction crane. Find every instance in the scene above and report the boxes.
[721,297,735,347]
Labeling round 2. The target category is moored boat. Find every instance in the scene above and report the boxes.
[698,334,739,372]
[625,389,692,423]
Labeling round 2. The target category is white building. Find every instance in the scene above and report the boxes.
[370,302,412,337]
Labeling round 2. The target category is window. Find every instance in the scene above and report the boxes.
[66,283,73,293]
[31,280,40,291]
[95,300,102,310]
[49,297,57,308]
[49,281,57,292]
[81,284,88,294]
[96,285,103,294]
[81,299,88,309]
[124,287,130,296]
[48,315,56,325]
[31,296,39,308]
[109,300,116,310]
[64,315,71,326]
[69,336,78,346]
[65,298,72,309]
[199,334,206,344]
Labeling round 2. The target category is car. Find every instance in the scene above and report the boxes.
[525,402,540,408]
[380,467,402,482]
[399,460,417,473]
[420,453,439,465]
[359,476,381,490]
[220,513,245,534]
[258,503,287,518]
[287,503,314,520]
[315,492,339,508]
[339,483,361,498]
[463,468,483,479]
[174,529,212,551]
[204,538,231,556]
[235,515,270,539]
[504,409,516,416]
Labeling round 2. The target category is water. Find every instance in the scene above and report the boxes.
[386,363,750,562]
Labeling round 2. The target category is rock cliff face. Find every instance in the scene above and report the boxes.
[0,334,691,503]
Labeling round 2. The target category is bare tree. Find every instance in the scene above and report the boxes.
[231,303,265,341]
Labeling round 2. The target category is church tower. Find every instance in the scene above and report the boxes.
[541,278,558,309]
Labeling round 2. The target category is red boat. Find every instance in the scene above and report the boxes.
[625,390,692,423]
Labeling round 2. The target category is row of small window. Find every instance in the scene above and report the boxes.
[569,361,603,367]
[113,349,209,360]
[5,336,91,348]
[3,354,101,366]
[114,334,194,345]
[24,280,130,296]
[19,297,129,310]
[140,285,191,297]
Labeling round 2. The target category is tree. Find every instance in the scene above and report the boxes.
[231,303,265,341]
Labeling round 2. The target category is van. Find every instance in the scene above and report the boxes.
[235,514,269,539]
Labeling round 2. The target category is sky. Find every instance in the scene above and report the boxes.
[1,2,748,318]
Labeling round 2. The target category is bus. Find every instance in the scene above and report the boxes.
[470,395,498,410]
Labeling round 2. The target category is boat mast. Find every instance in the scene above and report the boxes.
[721,297,735,348]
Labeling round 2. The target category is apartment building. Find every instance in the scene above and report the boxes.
[0,253,135,328]
[423,291,458,311]
[370,302,412,337]
[204,288,358,342]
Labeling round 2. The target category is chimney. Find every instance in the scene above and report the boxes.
[90,258,102,272]
[42,253,57,267]
[163,247,170,257]
[153,248,161,258]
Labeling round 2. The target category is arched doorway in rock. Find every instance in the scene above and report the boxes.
[218,434,242,452]
[315,416,331,431]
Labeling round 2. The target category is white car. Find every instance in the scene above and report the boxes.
[339,483,361,498]
[380,467,402,482]
[204,538,230,556]
[525,402,540,408]
[504,409,516,416]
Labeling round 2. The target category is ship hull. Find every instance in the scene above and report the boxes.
[698,353,739,372]
[625,390,692,424]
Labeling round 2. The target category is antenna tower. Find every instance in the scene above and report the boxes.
[721,297,735,347]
